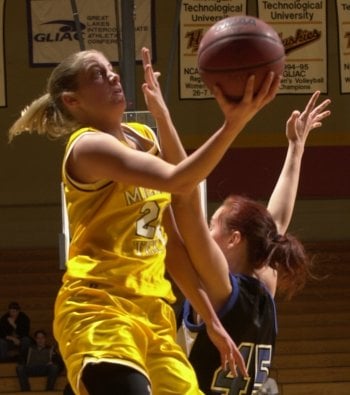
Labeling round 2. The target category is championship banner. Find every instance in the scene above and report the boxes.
[179,0,247,99]
[0,0,6,107]
[258,0,327,94]
[27,0,153,65]
[336,1,350,93]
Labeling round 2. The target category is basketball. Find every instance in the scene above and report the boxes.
[197,16,285,101]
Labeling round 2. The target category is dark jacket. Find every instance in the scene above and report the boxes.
[0,312,30,338]
[25,345,54,366]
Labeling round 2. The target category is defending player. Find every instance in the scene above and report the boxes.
[172,91,331,394]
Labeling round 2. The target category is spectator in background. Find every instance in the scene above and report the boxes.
[16,329,61,392]
[0,302,32,361]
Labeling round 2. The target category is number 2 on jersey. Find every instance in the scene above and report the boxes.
[136,201,160,238]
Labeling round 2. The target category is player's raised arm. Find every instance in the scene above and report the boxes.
[141,47,187,164]
[267,91,331,234]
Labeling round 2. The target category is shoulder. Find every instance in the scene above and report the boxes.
[65,127,110,156]
[68,128,113,147]
[256,266,277,297]
[65,129,124,165]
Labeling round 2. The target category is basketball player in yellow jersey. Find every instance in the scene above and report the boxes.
[8,47,279,394]
[55,122,190,394]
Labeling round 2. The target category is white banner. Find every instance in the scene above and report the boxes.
[258,0,327,94]
[179,0,247,99]
[28,0,153,65]
[0,0,5,107]
[336,1,350,93]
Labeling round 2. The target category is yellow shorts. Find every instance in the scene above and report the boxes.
[54,280,202,395]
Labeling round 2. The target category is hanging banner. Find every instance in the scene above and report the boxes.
[0,0,6,107]
[179,0,247,99]
[336,1,350,93]
[258,0,327,94]
[27,0,153,65]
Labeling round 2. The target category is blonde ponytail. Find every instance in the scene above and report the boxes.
[8,49,103,142]
[8,93,78,142]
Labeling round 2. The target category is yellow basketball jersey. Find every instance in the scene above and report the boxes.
[61,123,175,303]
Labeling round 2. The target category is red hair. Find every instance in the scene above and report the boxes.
[219,195,312,298]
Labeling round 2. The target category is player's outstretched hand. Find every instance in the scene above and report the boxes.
[286,90,331,145]
[206,319,249,378]
[141,47,169,120]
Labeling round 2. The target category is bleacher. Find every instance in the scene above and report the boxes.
[0,249,66,394]
[271,242,350,394]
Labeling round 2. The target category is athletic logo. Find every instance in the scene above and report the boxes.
[280,28,322,54]
[33,19,86,43]
[185,28,203,53]
[43,19,86,32]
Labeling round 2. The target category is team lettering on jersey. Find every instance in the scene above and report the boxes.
[124,187,162,205]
